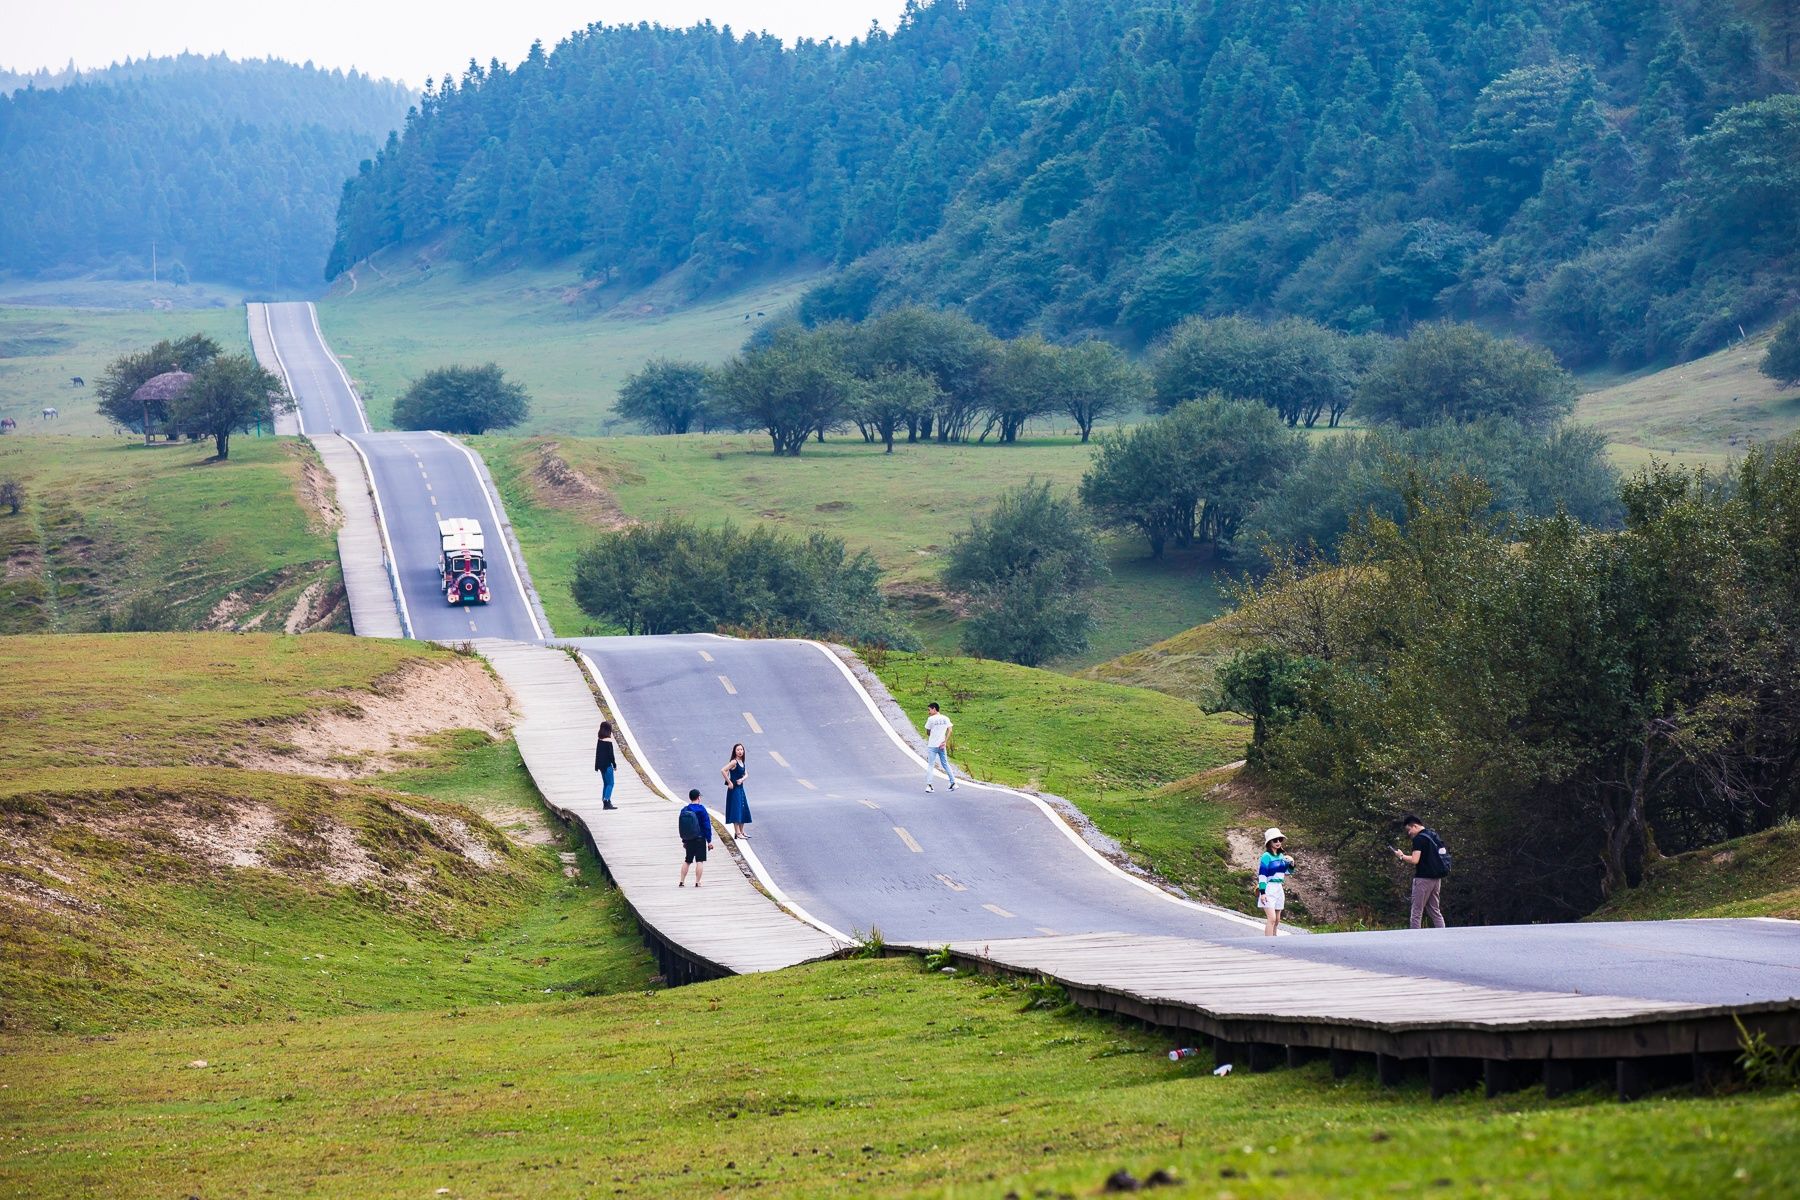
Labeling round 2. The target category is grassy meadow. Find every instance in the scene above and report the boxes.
[1590,824,1800,923]
[475,432,1229,665]
[0,633,655,1035]
[317,248,823,434]
[4,955,1797,1199]
[0,435,340,634]
[0,303,247,436]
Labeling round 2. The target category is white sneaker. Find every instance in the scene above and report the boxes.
[925,784,934,793]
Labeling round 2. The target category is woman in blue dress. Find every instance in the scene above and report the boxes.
[720,742,752,838]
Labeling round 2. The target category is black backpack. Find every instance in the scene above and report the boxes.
[1422,828,1453,877]
[678,807,702,841]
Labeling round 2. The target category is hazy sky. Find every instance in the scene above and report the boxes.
[8,1,907,88]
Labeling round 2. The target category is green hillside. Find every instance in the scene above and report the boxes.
[0,633,653,1034]
[1591,825,1800,922]
[318,252,821,433]
[0,436,340,634]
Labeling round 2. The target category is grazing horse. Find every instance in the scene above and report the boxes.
[0,417,16,433]
[70,376,85,387]
[41,407,59,420]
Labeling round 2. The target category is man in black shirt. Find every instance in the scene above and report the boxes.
[1392,813,1447,928]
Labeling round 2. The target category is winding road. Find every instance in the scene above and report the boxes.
[258,300,1800,1027]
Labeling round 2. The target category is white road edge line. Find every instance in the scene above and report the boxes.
[305,301,371,434]
[427,430,546,642]
[256,304,305,436]
[797,638,1272,933]
[574,649,853,947]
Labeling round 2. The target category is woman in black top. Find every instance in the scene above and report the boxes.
[721,742,752,838]
[594,720,618,810]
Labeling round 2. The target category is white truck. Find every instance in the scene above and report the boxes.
[438,518,490,605]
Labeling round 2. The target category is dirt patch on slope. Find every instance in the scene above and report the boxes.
[1209,767,1352,925]
[527,440,636,530]
[232,657,513,779]
[294,445,341,531]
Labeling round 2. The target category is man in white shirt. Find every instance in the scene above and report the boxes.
[922,702,958,792]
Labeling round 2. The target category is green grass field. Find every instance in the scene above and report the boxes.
[0,633,655,1035]
[4,956,1796,1199]
[475,433,1229,665]
[1575,327,1800,469]
[1590,824,1800,922]
[0,436,340,634]
[317,248,823,434]
[870,652,1253,908]
[0,304,248,436]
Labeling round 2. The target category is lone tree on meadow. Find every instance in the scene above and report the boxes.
[1762,312,1800,388]
[393,364,531,435]
[1356,323,1576,428]
[96,333,222,442]
[169,353,293,460]
[0,478,23,516]
[618,359,714,434]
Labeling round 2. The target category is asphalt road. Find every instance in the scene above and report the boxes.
[577,633,1284,943]
[261,301,544,643]
[262,300,1800,1009]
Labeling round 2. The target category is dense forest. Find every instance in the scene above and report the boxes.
[330,0,1799,365]
[0,55,411,291]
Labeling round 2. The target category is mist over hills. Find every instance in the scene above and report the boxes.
[0,54,412,293]
[328,0,1799,365]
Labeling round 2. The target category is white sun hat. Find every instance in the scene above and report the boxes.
[1264,828,1285,844]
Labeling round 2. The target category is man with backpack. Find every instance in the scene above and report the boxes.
[679,788,712,888]
[1393,813,1450,928]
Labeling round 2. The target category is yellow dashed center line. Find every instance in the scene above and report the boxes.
[742,711,762,734]
[796,779,817,790]
[893,827,923,853]
[698,650,714,662]
[982,903,1015,918]
[858,799,880,810]
[934,874,966,892]
[768,749,790,768]
[718,675,737,695]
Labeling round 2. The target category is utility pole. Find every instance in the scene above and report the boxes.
[152,239,158,283]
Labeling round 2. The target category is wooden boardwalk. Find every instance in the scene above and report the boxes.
[902,932,1800,1095]
[247,304,404,638]
[474,639,844,978]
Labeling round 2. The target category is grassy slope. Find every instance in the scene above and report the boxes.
[1591,825,1800,922]
[0,303,246,436]
[3,957,1796,1199]
[477,432,1228,665]
[0,436,339,634]
[1576,326,1800,469]
[317,248,822,435]
[0,634,654,1034]
[1081,610,1239,708]
[870,652,1253,908]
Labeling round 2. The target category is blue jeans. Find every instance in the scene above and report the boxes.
[924,745,954,788]
[600,763,615,803]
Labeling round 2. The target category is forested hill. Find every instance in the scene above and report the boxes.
[0,55,411,292]
[330,0,1798,366]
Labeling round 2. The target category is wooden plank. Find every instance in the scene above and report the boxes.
[474,639,842,977]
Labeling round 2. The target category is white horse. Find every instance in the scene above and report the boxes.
[41,407,58,420]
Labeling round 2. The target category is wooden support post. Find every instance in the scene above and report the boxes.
[1616,1057,1653,1102]
[1429,1056,1480,1099]
[1376,1053,1406,1088]
[1543,1057,1580,1099]
[1247,1042,1285,1073]
[1213,1038,1241,1072]
[1286,1044,1318,1069]
[1329,1047,1358,1079]
[1691,1051,1735,1093]
[1484,1058,1534,1098]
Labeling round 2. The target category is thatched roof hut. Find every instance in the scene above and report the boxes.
[132,370,195,403]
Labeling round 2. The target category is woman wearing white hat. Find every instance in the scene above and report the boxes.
[1256,828,1294,937]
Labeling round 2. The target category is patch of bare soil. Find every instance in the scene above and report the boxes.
[1211,768,1352,926]
[393,804,501,868]
[478,804,560,847]
[205,590,250,630]
[231,657,513,779]
[4,544,42,582]
[527,440,636,530]
[283,579,329,634]
[886,581,972,619]
[295,447,341,531]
